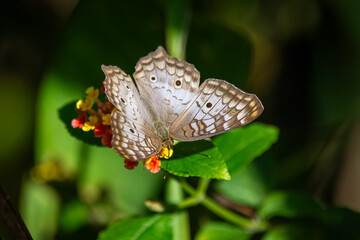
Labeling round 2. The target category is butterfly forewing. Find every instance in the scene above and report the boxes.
[102,65,150,125]
[102,65,162,161]
[169,79,264,141]
[133,46,200,127]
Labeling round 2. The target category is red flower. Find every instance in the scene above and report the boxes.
[94,123,107,138]
[71,111,87,128]
[102,101,114,113]
[124,159,139,170]
[145,156,161,173]
[101,129,112,148]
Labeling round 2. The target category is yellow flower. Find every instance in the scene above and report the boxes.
[158,147,173,159]
[102,114,111,125]
[30,160,67,182]
[76,99,84,110]
[82,116,98,131]
[80,98,94,111]
[85,86,99,100]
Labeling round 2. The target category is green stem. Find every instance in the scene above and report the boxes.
[164,0,192,239]
[179,180,268,232]
[178,178,210,208]
[165,0,191,59]
[165,178,190,240]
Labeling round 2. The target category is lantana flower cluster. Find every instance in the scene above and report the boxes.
[71,84,173,174]
[71,85,113,148]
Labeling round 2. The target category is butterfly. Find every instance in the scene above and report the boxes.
[102,46,263,161]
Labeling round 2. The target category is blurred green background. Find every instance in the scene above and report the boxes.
[1,0,360,239]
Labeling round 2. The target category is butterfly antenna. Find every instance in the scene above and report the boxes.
[198,153,211,158]
[163,159,169,179]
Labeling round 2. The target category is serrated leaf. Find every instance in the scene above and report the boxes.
[213,123,279,174]
[164,140,230,180]
[258,191,324,220]
[195,221,251,240]
[98,214,173,240]
[58,101,103,146]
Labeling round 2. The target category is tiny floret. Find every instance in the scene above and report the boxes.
[145,156,161,173]
[158,147,174,159]
[86,86,99,100]
[102,114,111,125]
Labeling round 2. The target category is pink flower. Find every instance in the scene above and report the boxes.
[71,111,87,128]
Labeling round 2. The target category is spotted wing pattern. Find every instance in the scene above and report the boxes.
[133,46,200,126]
[102,65,148,125]
[111,111,162,161]
[102,65,162,161]
[169,79,264,141]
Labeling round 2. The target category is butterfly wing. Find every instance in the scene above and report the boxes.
[169,79,264,141]
[111,111,163,161]
[133,46,200,127]
[102,65,162,161]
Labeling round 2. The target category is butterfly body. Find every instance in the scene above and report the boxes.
[152,118,174,149]
[102,46,263,161]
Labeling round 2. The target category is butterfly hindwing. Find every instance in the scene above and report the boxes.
[169,79,264,141]
[111,110,162,161]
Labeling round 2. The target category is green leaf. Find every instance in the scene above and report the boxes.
[98,214,173,240]
[195,221,251,240]
[258,191,324,220]
[215,156,276,207]
[58,101,103,146]
[164,140,230,180]
[213,123,279,174]
[36,74,87,173]
[20,181,60,240]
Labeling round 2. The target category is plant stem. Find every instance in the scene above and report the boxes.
[179,179,268,232]
[164,0,192,238]
[165,178,190,240]
[165,0,191,59]
[177,178,210,208]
